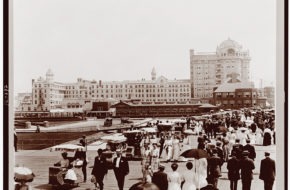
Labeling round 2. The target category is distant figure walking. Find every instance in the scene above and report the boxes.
[259,152,276,190]
[80,135,87,147]
[207,151,223,189]
[113,149,129,190]
[227,153,240,190]
[74,141,87,182]
[91,149,108,190]
[35,125,40,133]
[240,150,255,190]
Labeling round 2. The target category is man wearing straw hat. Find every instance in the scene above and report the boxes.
[113,149,129,190]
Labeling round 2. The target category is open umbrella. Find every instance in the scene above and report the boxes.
[101,134,127,143]
[14,166,35,182]
[50,144,86,152]
[180,149,209,159]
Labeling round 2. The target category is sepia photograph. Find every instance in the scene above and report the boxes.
[6,0,286,189]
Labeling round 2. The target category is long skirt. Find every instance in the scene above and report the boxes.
[167,146,173,160]
[151,157,159,172]
[263,133,272,146]
[172,146,180,161]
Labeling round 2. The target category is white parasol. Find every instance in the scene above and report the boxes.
[50,144,86,152]
[14,166,35,182]
[141,127,157,133]
[123,129,142,133]
[101,134,127,143]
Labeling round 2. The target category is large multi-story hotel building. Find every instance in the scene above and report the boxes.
[190,38,251,101]
[29,68,191,112]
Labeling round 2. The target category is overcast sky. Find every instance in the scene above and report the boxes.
[13,0,276,94]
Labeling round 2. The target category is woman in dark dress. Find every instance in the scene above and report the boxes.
[263,127,272,146]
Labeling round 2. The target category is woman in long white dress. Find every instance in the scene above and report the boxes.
[181,162,197,190]
[141,145,152,182]
[239,130,248,146]
[167,163,182,190]
[151,143,160,172]
[172,136,181,161]
[248,130,256,145]
[228,131,236,153]
[255,127,263,145]
[181,135,191,152]
[164,136,173,162]
[195,158,208,189]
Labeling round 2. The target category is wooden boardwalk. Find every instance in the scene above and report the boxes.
[15,135,276,190]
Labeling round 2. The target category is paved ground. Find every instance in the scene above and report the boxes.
[15,133,276,190]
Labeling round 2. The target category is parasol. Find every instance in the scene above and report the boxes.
[101,134,127,143]
[14,166,35,182]
[141,127,157,133]
[180,149,209,159]
[50,144,86,152]
[123,129,141,134]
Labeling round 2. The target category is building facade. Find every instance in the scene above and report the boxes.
[28,69,191,112]
[263,86,275,107]
[190,38,251,101]
[15,93,32,111]
[112,101,215,118]
[213,76,266,109]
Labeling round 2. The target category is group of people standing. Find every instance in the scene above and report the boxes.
[91,148,129,190]
[54,135,88,186]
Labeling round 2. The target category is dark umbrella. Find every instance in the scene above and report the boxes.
[180,149,209,159]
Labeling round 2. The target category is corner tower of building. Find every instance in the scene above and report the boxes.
[190,38,251,101]
[46,69,54,82]
[151,67,156,80]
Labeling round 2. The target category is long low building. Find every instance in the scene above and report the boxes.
[111,101,217,118]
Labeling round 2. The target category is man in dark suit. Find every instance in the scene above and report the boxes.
[216,141,224,163]
[113,149,129,190]
[259,152,276,190]
[152,164,168,190]
[91,149,108,190]
[227,153,240,190]
[240,150,255,190]
[207,151,223,189]
[231,139,243,160]
[243,139,256,161]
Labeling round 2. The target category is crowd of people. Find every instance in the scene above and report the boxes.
[49,109,275,190]
[132,109,276,190]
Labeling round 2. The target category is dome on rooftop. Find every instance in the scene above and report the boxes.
[219,38,242,49]
[46,69,54,76]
